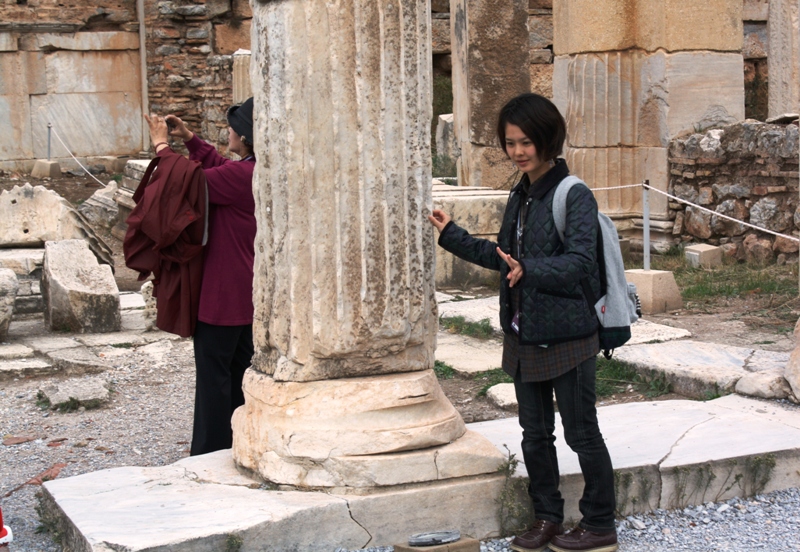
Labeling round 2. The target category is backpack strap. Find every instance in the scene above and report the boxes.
[552,175,588,243]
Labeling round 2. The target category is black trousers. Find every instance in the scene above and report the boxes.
[514,355,616,532]
[191,321,254,456]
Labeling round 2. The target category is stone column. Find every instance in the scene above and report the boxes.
[553,0,745,246]
[451,0,530,189]
[768,0,800,117]
[233,0,503,489]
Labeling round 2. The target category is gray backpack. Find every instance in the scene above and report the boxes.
[553,176,640,358]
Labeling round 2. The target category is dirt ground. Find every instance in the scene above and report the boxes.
[2,172,798,425]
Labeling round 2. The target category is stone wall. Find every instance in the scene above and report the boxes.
[0,1,143,171]
[144,0,252,154]
[669,120,800,264]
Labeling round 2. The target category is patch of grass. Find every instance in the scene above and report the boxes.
[595,357,671,399]
[474,368,513,397]
[111,173,123,183]
[434,360,455,380]
[225,534,244,552]
[111,342,134,348]
[440,315,495,339]
[53,397,104,413]
[36,390,51,410]
[753,340,775,345]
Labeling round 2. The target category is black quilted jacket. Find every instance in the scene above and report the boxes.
[438,161,601,345]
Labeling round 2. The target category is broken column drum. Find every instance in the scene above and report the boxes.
[233,0,503,489]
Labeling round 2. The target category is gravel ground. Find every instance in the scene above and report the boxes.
[1,338,196,552]
[3,334,800,551]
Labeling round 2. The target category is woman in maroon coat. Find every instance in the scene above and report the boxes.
[146,99,256,455]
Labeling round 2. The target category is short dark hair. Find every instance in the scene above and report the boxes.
[496,93,566,162]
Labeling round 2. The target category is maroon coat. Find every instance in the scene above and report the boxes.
[123,149,207,337]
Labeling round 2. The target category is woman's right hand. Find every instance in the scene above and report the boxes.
[165,115,194,142]
[428,209,451,232]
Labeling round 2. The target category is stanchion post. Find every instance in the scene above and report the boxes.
[47,122,52,161]
[643,180,650,271]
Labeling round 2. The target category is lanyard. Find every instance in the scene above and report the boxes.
[516,195,531,259]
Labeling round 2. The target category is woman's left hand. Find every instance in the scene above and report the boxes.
[496,247,523,288]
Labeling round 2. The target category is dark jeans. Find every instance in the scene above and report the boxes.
[191,321,254,456]
[514,355,616,532]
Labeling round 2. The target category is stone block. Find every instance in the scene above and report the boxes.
[529,62,553,98]
[43,240,120,333]
[432,15,451,54]
[0,343,34,360]
[78,180,119,230]
[30,92,143,159]
[566,146,669,218]
[0,268,17,341]
[0,184,113,265]
[0,32,17,52]
[395,538,480,552]
[559,51,743,149]
[45,51,141,94]
[0,358,54,381]
[30,159,61,178]
[486,383,517,410]
[451,0,530,146]
[0,93,33,161]
[767,0,800,117]
[39,376,110,409]
[213,19,251,55]
[458,144,518,189]
[735,370,792,400]
[624,269,682,314]
[530,48,553,63]
[433,185,507,288]
[31,32,139,51]
[527,14,552,49]
[554,0,742,55]
[684,243,723,268]
[743,0,769,21]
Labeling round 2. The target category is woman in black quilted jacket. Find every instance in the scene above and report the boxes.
[428,93,617,552]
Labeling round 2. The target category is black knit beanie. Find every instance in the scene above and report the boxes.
[227,97,254,145]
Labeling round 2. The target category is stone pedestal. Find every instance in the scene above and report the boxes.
[234,0,504,489]
[31,159,61,178]
[451,0,530,189]
[625,269,682,315]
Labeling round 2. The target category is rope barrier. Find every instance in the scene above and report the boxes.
[49,126,108,188]
[586,180,800,244]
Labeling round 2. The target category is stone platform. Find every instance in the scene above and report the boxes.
[41,394,800,550]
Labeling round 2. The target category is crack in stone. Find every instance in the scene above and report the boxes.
[656,416,716,467]
[399,393,429,400]
[342,496,373,548]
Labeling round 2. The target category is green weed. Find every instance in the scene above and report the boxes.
[36,390,51,410]
[440,315,495,339]
[473,368,513,397]
[434,360,456,380]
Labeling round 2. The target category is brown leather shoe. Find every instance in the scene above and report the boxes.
[548,527,618,552]
[509,519,564,552]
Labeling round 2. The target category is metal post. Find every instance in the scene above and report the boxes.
[643,180,650,271]
[47,123,52,161]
